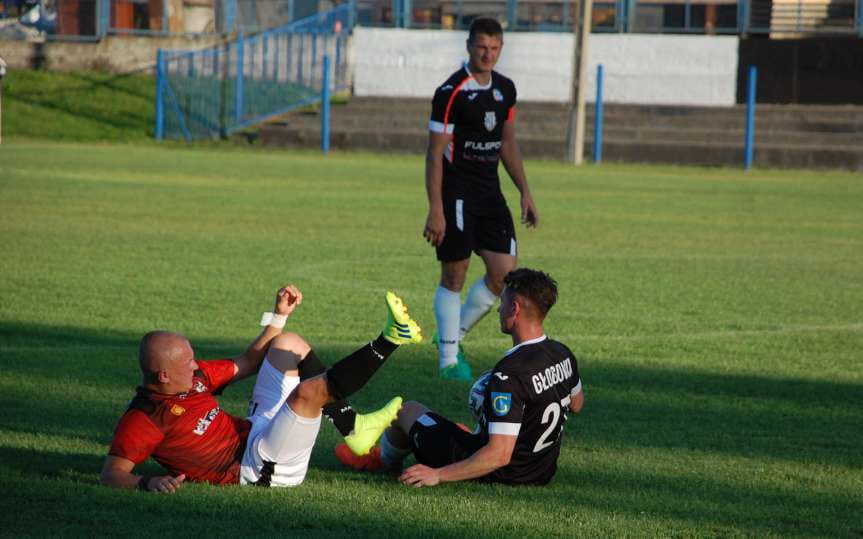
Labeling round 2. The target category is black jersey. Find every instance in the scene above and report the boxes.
[479,335,582,485]
[429,63,517,207]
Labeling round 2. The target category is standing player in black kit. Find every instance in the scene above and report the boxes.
[336,268,583,486]
[423,17,539,381]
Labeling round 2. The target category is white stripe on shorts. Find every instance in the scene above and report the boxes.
[510,238,517,256]
[455,199,464,231]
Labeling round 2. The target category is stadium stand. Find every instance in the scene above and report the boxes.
[257,97,863,170]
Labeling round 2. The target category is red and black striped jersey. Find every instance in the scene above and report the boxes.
[108,360,251,485]
[429,64,517,206]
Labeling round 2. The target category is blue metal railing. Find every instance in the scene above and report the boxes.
[155,2,352,141]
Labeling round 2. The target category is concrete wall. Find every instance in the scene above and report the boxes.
[0,35,222,73]
[352,27,739,106]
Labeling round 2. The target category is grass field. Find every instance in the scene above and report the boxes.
[1,140,861,537]
[1,70,155,141]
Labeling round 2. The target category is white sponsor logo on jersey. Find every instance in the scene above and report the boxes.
[193,406,221,435]
[484,111,496,132]
[467,92,478,100]
[494,372,509,381]
[464,140,501,151]
[493,88,503,102]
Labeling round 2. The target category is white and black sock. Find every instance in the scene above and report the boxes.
[459,276,498,339]
[434,285,461,369]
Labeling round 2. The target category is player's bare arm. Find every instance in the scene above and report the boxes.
[500,120,538,227]
[100,454,186,493]
[232,285,303,381]
[399,433,517,487]
[570,388,584,413]
[423,131,452,247]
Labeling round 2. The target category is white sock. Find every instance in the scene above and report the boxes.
[459,277,498,339]
[434,285,461,369]
[379,430,411,470]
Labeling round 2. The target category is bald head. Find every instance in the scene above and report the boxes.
[138,331,193,385]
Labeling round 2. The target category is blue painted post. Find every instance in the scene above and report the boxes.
[223,0,236,33]
[162,0,168,35]
[98,0,109,37]
[744,66,757,170]
[235,32,244,124]
[402,0,412,28]
[321,55,331,154]
[506,0,517,29]
[857,0,862,37]
[263,35,269,81]
[593,64,604,163]
[297,35,304,85]
[275,34,282,80]
[625,0,636,31]
[391,0,400,27]
[311,33,318,80]
[737,0,749,34]
[155,49,165,139]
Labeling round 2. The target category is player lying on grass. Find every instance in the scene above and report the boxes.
[336,269,583,486]
[100,285,422,492]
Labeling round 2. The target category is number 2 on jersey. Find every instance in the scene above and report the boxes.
[533,396,570,453]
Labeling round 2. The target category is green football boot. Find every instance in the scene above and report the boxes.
[433,332,473,381]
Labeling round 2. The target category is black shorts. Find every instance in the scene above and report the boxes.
[435,195,517,262]
[409,412,486,468]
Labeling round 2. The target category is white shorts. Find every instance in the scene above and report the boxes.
[239,359,322,487]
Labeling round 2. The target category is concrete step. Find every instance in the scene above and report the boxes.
[256,98,863,170]
[278,109,863,141]
[260,124,863,168]
[340,98,863,123]
[285,103,863,138]
[268,116,863,147]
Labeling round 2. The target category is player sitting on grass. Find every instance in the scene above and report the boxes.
[100,285,421,492]
[336,269,582,486]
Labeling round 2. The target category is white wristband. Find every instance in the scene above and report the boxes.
[260,312,288,328]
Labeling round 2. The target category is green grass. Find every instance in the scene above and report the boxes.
[1,141,861,537]
[2,70,156,141]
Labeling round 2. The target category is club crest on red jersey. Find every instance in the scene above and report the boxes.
[170,404,186,416]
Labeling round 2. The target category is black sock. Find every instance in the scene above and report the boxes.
[326,334,398,400]
[299,350,357,436]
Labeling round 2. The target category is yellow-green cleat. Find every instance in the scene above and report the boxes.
[344,396,403,456]
[382,292,423,345]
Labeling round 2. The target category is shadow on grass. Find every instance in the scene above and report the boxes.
[2,322,861,480]
[554,462,861,537]
[6,72,153,133]
[577,358,863,468]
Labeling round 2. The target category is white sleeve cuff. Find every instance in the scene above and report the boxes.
[488,422,520,436]
[429,120,454,134]
[571,379,582,397]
